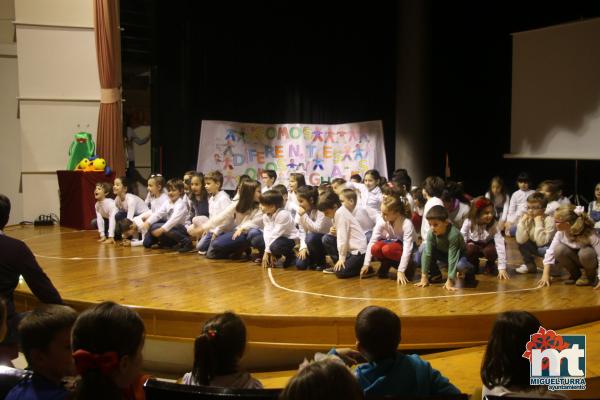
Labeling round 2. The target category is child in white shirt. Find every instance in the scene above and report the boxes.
[295,185,332,271]
[113,176,149,239]
[505,172,535,236]
[485,176,509,231]
[339,189,377,243]
[93,182,117,244]
[260,190,299,268]
[363,169,384,212]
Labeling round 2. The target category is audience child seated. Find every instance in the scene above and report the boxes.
[350,174,362,184]
[93,182,118,244]
[361,196,416,283]
[260,190,299,269]
[515,192,555,274]
[331,306,460,397]
[260,170,277,193]
[460,197,509,280]
[442,181,471,230]
[181,312,262,389]
[416,205,476,291]
[588,182,600,232]
[362,169,383,212]
[339,189,377,243]
[481,311,567,399]
[193,171,232,254]
[539,179,571,217]
[485,176,509,231]
[280,357,364,400]
[318,191,367,278]
[538,204,600,289]
[295,185,333,271]
[6,305,78,400]
[71,301,147,400]
[505,172,535,237]
[142,179,191,250]
[0,194,64,365]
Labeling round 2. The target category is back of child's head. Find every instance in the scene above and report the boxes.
[538,179,562,201]
[381,195,411,219]
[118,218,136,238]
[331,178,346,187]
[205,170,224,189]
[382,181,406,199]
[350,174,362,183]
[96,182,112,197]
[166,178,185,195]
[72,302,145,400]
[296,185,318,207]
[318,182,332,195]
[340,188,357,204]
[192,312,246,386]
[441,180,467,204]
[272,184,288,197]
[422,176,445,198]
[0,194,10,230]
[236,180,260,214]
[425,205,449,221]
[19,304,78,366]
[355,306,400,362]
[481,311,541,390]
[289,172,306,188]
[555,204,595,237]
[280,357,364,400]
[317,191,341,212]
[393,169,412,192]
[527,192,548,209]
[467,197,494,226]
[411,186,426,208]
[259,189,284,209]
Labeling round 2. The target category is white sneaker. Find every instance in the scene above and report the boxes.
[198,250,207,255]
[516,264,530,274]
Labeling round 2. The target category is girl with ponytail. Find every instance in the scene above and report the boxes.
[182,312,262,389]
[539,204,600,289]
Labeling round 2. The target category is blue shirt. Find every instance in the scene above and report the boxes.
[5,374,68,400]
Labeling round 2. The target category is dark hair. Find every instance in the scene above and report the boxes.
[166,178,185,195]
[441,181,468,204]
[355,306,400,361]
[205,171,224,188]
[516,171,531,184]
[422,176,445,198]
[289,173,306,190]
[19,304,78,365]
[392,169,412,190]
[318,183,332,193]
[272,184,288,197]
[115,176,130,192]
[426,205,449,221]
[72,302,145,400]
[317,191,341,212]
[118,218,136,238]
[481,311,541,390]
[236,180,260,214]
[340,188,357,204]
[95,182,112,196]
[538,179,562,202]
[192,312,247,386]
[381,195,411,219]
[0,194,11,230]
[184,170,197,179]
[261,169,277,181]
[488,176,507,205]
[364,169,382,186]
[190,173,208,202]
[331,178,346,187]
[280,358,364,400]
[259,190,284,209]
[382,182,406,199]
[350,174,362,183]
[296,186,318,209]
[235,174,252,196]
[467,196,495,228]
[147,175,166,191]
[527,192,548,209]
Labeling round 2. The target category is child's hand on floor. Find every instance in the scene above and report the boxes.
[103,237,115,245]
[397,271,409,285]
[297,248,308,260]
[444,279,457,291]
[497,270,510,280]
[415,275,429,288]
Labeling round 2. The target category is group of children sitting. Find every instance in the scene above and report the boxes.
[93,167,600,290]
[7,300,562,400]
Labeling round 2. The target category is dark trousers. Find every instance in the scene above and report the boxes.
[466,240,497,273]
[207,231,250,259]
[269,237,296,260]
[322,234,339,261]
[424,248,475,280]
[336,253,366,279]
[296,233,326,270]
[518,240,548,272]
[144,223,189,248]
[114,211,128,240]
[247,228,265,255]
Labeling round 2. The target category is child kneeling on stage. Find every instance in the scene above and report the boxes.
[318,191,367,278]
[416,205,476,291]
[260,189,299,268]
[360,196,417,283]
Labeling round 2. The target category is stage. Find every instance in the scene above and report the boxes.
[8,225,600,356]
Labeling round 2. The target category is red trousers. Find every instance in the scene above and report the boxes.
[371,240,403,261]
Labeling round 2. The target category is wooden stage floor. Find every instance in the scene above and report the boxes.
[8,225,600,351]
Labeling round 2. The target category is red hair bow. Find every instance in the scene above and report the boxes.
[73,349,119,375]
[474,197,490,210]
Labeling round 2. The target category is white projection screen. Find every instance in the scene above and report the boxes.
[509,17,600,160]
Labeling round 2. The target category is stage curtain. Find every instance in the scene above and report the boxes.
[93,0,125,178]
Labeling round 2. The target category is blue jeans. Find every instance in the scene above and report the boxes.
[247,228,265,255]
[207,230,249,259]
[322,234,338,261]
[424,247,475,279]
[335,253,365,279]
[268,237,296,267]
[197,232,214,252]
[296,233,326,270]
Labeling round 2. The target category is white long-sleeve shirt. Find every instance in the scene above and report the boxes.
[485,192,509,222]
[421,197,444,240]
[202,202,262,233]
[334,206,367,262]
[115,193,149,220]
[507,189,535,224]
[515,214,555,247]
[128,215,147,247]
[263,209,299,253]
[460,219,507,270]
[139,191,169,221]
[365,186,383,212]
[543,231,600,279]
[545,197,571,216]
[146,197,188,232]
[346,182,370,208]
[95,198,118,238]
[295,209,333,250]
[363,217,416,272]
[447,201,470,229]
[350,205,378,233]
[207,191,232,235]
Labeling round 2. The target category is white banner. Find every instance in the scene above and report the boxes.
[197,120,388,190]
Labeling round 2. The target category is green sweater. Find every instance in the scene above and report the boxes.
[421,224,466,280]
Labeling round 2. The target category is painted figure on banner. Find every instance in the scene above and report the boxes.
[312,128,324,142]
[313,154,324,171]
[354,144,364,160]
[343,145,353,161]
